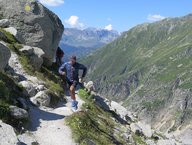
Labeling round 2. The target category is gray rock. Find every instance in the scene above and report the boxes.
[19,45,45,70]
[36,85,46,92]
[157,139,178,145]
[9,106,28,119]
[0,120,19,145]
[127,135,135,145]
[0,43,11,71]
[0,19,10,28]
[19,81,36,97]
[85,81,95,93]
[0,0,64,66]
[122,133,131,142]
[27,76,44,86]
[130,123,143,136]
[110,101,128,118]
[173,127,192,145]
[17,132,37,145]
[3,27,25,43]
[137,121,153,138]
[130,122,153,138]
[31,91,50,107]
[146,140,156,145]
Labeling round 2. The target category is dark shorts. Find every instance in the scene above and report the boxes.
[66,79,78,88]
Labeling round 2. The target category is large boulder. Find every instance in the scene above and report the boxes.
[19,45,45,70]
[0,0,64,66]
[0,43,11,71]
[0,120,19,145]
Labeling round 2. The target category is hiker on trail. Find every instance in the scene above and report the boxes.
[59,55,87,110]
[56,46,64,66]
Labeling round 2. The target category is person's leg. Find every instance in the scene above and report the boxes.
[69,85,76,100]
[70,81,78,110]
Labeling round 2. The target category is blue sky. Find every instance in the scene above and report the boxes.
[38,0,192,32]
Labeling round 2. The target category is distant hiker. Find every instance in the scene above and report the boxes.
[56,46,64,66]
[59,55,87,110]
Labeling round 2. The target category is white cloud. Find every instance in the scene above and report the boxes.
[147,14,166,21]
[39,0,64,6]
[104,24,113,31]
[65,16,84,28]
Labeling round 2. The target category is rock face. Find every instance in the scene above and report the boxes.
[0,120,19,145]
[19,45,45,70]
[0,43,11,71]
[0,0,64,65]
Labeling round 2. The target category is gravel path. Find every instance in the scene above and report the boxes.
[8,50,84,145]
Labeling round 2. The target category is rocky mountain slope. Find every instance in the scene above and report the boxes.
[82,13,192,141]
[1,0,192,144]
[1,19,167,145]
[60,28,119,59]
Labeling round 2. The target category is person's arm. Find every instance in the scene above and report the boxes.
[78,63,87,78]
[58,63,66,75]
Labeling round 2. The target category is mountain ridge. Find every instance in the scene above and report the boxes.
[82,13,192,135]
[60,27,120,59]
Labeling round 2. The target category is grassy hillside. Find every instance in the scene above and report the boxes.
[82,14,192,130]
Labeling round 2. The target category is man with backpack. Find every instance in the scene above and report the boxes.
[56,46,64,66]
[59,55,87,110]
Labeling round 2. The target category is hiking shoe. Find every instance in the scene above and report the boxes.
[71,100,78,111]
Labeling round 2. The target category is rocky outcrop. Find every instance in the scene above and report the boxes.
[84,81,95,93]
[19,45,45,70]
[0,43,11,71]
[0,0,64,65]
[130,122,153,138]
[0,120,19,145]
[31,91,51,107]
[19,81,36,97]
[0,19,10,28]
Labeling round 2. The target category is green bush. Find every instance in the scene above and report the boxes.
[0,80,9,99]
[0,105,10,121]
[142,98,165,111]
